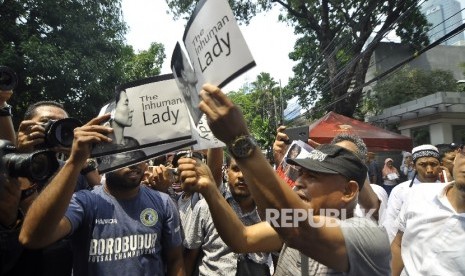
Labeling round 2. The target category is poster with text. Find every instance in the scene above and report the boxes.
[91,74,194,157]
[182,0,255,89]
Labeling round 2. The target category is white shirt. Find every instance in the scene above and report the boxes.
[383,178,439,243]
[354,184,388,225]
[398,183,465,276]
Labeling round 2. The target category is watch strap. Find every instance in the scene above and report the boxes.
[0,104,12,117]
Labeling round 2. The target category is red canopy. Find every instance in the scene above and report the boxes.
[308,111,413,152]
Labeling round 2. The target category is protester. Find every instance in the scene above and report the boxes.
[330,134,387,224]
[399,152,415,181]
[381,158,400,196]
[367,152,383,185]
[19,114,184,276]
[436,143,459,181]
[383,144,442,242]
[182,155,271,276]
[178,83,391,275]
[391,145,465,275]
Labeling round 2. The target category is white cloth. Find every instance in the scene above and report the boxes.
[383,178,432,243]
[397,183,465,276]
[354,184,388,226]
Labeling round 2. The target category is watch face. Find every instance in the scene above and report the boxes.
[231,136,256,159]
[87,159,98,169]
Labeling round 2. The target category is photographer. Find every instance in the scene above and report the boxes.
[16,101,100,190]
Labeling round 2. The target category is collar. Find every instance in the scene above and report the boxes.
[437,183,465,217]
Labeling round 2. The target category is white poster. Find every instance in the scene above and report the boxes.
[91,74,194,157]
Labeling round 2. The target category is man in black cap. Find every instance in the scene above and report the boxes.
[178,83,390,275]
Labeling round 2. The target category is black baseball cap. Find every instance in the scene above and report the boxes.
[287,144,367,188]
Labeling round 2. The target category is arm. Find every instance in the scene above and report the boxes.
[272,125,289,166]
[184,248,200,276]
[391,231,404,276]
[206,147,223,187]
[199,84,351,272]
[19,114,112,248]
[358,177,380,222]
[166,245,186,276]
[0,90,15,144]
[178,158,283,253]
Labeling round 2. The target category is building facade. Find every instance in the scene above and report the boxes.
[420,0,464,46]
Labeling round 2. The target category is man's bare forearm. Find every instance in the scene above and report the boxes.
[19,160,80,247]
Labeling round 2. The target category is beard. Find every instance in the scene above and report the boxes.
[105,168,143,190]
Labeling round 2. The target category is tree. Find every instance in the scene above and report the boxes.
[121,42,166,82]
[165,0,430,118]
[1,0,165,126]
[228,72,288,162]
[367,67,459,114]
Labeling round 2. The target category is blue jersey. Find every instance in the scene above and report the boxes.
[65,185,182,276]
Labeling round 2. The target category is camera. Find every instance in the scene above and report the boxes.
[0,140,59,182]
[42,118,83,148]
[0,66,18,91]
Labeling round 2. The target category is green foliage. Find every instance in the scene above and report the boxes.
[165,0,430,120]
[228,72,286,161]
[369,67,458,112]
[0,0,165,127]
[121,42,166,82]
[165,0,270,24]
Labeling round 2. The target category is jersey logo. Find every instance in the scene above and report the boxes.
[140,208,158,227]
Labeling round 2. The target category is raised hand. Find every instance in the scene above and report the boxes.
[199,83,249,144]
[67,114,113,165]
[177,157,216,194]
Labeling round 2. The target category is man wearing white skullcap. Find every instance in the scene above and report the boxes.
[382,144,443,243]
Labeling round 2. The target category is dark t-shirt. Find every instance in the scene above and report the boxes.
[65,185,182,276]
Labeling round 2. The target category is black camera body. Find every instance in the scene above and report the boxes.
[0,66,18,91]
[42,118,82,148]
[0,140,59,182]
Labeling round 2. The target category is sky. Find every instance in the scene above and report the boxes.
[121,0,298,92]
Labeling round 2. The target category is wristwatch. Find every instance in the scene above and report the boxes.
[227,135,258,159]
[0,103,12,117]
[80,158,98,175]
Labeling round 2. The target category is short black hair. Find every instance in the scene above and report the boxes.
[24,101,67,120]
[331,133,367,160]
[435,143,460,159]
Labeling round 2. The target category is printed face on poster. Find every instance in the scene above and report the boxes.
[91,74,194,157]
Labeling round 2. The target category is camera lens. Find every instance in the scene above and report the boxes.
[0,66,18,91]
[44,118,82,147]
[2,150,59,182]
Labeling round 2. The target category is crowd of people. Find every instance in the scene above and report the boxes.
[1,80,464,276]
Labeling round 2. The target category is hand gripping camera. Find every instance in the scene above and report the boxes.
[0,139,59,182]
[41,118,83,148]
